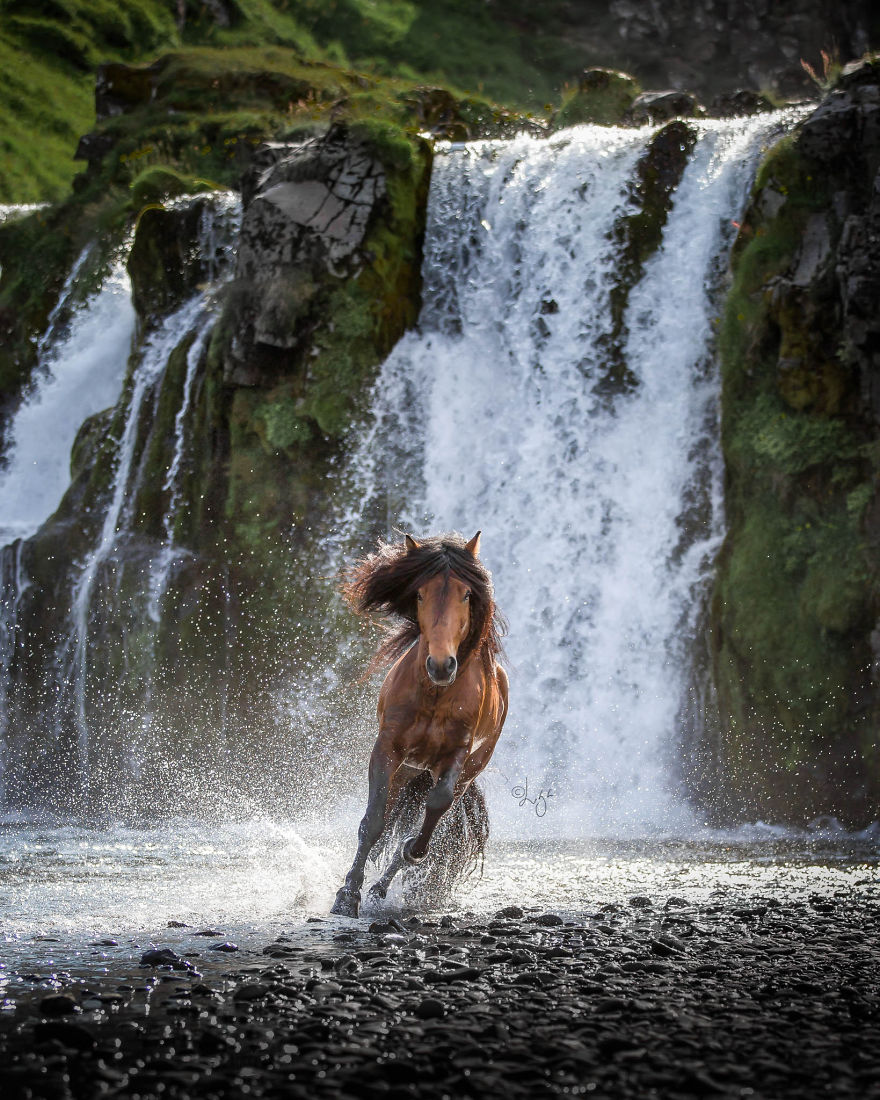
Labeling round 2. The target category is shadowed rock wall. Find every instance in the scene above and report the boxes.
[689,58,880,826]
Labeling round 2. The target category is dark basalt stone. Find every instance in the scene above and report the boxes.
[38,994,79,1016]
[709,89,776,117]
[628,90,702,125]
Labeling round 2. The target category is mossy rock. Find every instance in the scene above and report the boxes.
[127,197,216,324]
[702,95,880,825]
[554,69,639,129]
[129,166,218,207]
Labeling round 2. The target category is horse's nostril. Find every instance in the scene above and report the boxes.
[426,655,457,683]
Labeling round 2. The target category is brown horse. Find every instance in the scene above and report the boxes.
[331,531,509,917]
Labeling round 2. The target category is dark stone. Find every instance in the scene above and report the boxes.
[73,131,117,167]
[422,967,484,984]
[628,90,702,125]
[38,994,79,1016]
[32,1020,96,1050]
[139,947,194,970]
[413,997,446,1019]
[233,983,269,1001]
[797,91,862,165]
[128,198,226,325]
[368,919,406,935]
[709,89,775,117]
[210,942,239,952]
[95,61,160,120]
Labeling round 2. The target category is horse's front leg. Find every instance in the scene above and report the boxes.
[402,749,468,866]
[331,741,399,917]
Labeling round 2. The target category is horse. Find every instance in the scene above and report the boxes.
[330,531,508,918]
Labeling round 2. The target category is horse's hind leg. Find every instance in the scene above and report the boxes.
[368,844,405,902]
[330,743,398,918]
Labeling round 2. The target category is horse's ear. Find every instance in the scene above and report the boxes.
[464,531,481,558]
[405,534,421,552]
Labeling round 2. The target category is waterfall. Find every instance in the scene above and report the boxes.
[0,194,241,804]
[0,250,135,546]
[61,194,241,774]
[344,112,801,835]
[63,293,214,760]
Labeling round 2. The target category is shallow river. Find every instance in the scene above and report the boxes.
[1,819,877,991]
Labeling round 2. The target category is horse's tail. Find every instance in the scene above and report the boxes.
[371,771,489,905]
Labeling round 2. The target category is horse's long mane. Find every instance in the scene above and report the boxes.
[342,532,507,674]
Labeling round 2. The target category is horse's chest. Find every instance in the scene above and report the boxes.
[396,704,475,763]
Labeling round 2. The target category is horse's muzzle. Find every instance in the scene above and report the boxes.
[426,655,457,686]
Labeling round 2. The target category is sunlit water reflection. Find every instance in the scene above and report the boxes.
[1,820,876,991]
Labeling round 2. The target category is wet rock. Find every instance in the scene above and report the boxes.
[128,197,230,325]
[651,935,687,956]
[413,997,446,1020]
[628,90,702,125]
[233,983,269,1001]
[139,948,194,970]
[32,1020,96,1051]
[368,919,406,935]
[210,942,239,952]
[38,994,79,1016]
[709,89,775,117]
[533,913,564,926]
[629,896,654,908]
[422,967,483,984]
[555,68,640,128]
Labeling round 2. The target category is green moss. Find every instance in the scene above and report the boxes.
[736,393,861,476]
[554,69,639,128]
[129,165,219,206]
[255,395,314,450]
[349,118,414,173]
[0,207,79,400]
[708,120,878,822]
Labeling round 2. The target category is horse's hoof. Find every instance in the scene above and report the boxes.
[402,836,427,866]
[330,887,360,917]
[368,882,388,901]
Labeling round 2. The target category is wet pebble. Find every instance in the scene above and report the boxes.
[413,997,446,1019]
[38,994,79,1016]
[2,884,879,1100]
[139,947,194,971]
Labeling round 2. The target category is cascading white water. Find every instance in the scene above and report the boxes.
[0,251,135,546]
[344,112,801,835]
[64,293,213,759]
[146,316,214,623]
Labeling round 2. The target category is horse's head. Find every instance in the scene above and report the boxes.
[408,531,481,687]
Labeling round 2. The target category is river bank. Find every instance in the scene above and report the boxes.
[1,834,878,1099]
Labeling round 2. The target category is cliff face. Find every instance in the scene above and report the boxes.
[0,120,430,814]
[693,59,880,825]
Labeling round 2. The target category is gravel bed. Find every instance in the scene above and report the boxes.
[1,886,879,1099]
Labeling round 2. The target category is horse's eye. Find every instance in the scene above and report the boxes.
[416,592,423,603]
[463,591,471,602]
